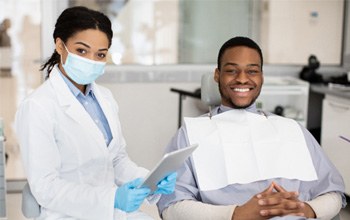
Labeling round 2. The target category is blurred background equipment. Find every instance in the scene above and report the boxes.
[299,55,323,83]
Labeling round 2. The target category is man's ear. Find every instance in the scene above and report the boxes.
[55,38,64,56]
[214,68,220,83]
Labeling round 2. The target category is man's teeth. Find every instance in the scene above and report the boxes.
[233,88,250,92]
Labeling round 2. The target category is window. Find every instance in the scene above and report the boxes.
[48,0,345,66]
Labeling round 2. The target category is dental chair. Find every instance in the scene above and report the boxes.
[201,72,221,107]
[200,73,341,220]
[22,182,40,218]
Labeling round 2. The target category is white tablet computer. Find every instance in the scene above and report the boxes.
[140,144,198,192]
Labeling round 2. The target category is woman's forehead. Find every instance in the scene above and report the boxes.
[67,29,109,49]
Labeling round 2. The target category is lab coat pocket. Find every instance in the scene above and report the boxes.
[78,157,111,186]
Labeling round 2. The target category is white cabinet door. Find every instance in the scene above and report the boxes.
[321,95,350,196]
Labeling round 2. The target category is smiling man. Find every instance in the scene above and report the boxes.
[157,37,346,220]
[215,40,263,109]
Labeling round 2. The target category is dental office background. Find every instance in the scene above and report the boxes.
[0,0,350,190]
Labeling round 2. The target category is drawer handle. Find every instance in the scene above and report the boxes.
[339,135,350,143]
[329,102,350,110]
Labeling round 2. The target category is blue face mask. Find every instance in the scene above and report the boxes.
[61,44,106,85]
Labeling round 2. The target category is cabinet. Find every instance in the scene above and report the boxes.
[0,137,6,219]
[321,95,350,196]
[258,77,309,127]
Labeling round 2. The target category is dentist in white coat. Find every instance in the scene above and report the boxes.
[15,6,176,220]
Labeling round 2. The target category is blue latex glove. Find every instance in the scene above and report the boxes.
[154,172,177,195]
[114,178,151,213]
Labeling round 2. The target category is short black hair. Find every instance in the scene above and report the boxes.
[217,36,263,70]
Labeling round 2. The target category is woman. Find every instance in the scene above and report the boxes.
[15,6,176,220]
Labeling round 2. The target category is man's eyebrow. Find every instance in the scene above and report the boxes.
[247,64,261,68]
[223,63,261,68]
[74,42,108,51]
[223,62,239,67]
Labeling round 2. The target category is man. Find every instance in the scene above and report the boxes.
[157,37,346,220]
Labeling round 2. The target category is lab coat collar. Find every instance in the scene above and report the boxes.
[58,71,93,98]
[49,66,110,149]
[49,66,78,107]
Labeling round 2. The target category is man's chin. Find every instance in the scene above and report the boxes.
[230,100,254,109]
[232,104,250,109]
[221,97,256,109]
[222,102,252,109]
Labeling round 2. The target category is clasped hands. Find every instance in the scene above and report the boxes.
[114,172,177,213]
[232,182,316,220]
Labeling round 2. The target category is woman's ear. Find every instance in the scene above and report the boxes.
[55,38,64,56]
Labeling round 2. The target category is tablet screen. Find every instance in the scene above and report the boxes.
[140,144,198,192]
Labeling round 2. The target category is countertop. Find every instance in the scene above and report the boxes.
[310,84,350,99]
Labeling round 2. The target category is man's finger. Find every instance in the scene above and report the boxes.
[257,183,275,198]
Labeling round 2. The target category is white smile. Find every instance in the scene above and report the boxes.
[233,88,250,92]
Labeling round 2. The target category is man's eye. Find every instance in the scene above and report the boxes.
[225,69,238,74]
[247,70,258,74]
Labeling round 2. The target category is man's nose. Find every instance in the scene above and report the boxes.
[235,72,249,83]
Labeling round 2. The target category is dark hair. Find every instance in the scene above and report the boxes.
[41,6,113,75]
[217,36,263,70]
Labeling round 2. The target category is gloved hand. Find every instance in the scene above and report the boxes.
[114,178,151,213]
[154,172,177,195]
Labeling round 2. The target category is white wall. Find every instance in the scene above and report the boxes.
[99,81,205,169]
[262,0,344,65]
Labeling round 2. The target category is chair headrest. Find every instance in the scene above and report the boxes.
[201,72,221,106]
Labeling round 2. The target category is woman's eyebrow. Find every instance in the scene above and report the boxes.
[74,42,108,51]
[75,42,90,48]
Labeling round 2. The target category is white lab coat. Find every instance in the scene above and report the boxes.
[15,66,149,220]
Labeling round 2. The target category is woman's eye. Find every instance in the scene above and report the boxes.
[97,53,106,59]
[76,48,87,54]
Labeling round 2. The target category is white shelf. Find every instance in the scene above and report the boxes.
[258,77,309,127]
